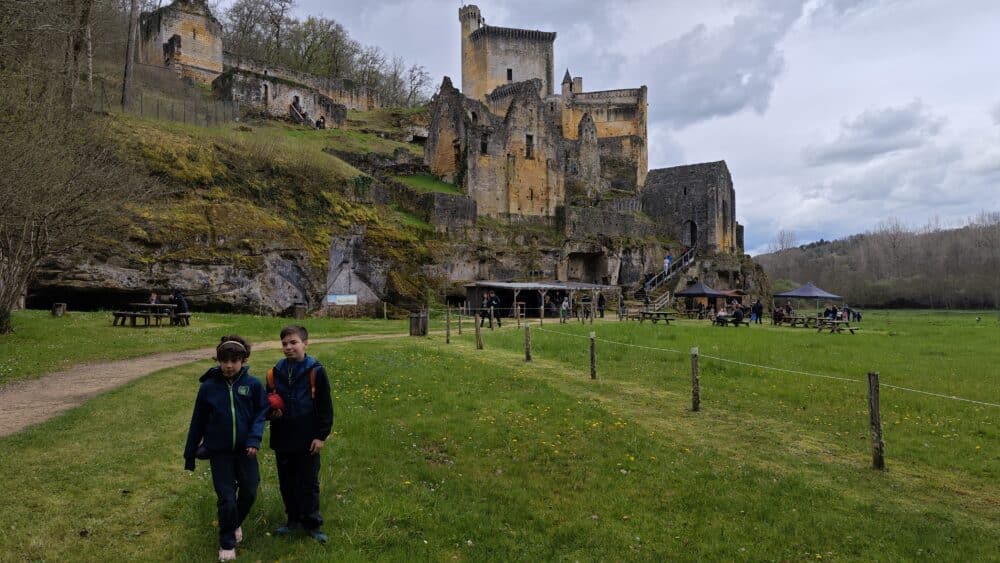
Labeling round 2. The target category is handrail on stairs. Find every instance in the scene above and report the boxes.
[645,247,697,293]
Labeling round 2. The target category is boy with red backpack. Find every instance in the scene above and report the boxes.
[267,325,334,543]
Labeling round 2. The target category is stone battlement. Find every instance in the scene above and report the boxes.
[470,25,557,43]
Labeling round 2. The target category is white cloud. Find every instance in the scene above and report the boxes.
[639,1,806,127]
[803,100,944,166]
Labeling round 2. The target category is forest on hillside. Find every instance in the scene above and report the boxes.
[755,213,1000,309]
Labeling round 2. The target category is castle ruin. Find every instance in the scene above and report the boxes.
[138,0,379,125]
[425,5,741,257]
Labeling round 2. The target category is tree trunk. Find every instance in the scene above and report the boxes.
[86,22,93,93]
[122,0,139,108]
[65,0,95,110]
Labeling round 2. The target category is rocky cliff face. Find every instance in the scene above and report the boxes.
[31,250,320,314]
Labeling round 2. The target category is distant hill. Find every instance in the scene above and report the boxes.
[755,215,1000,309]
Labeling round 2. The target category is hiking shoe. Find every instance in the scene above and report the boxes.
[306,528,328,544]
[275,522,301,536]
[218,548,236,561]
[234,527,243,544]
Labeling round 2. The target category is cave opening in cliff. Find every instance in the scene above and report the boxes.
[566,252,606,284]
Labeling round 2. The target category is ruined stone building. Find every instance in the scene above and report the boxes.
[139,0,379,126]
[425,5,741,258]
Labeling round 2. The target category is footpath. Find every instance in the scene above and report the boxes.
[0,333,408,438]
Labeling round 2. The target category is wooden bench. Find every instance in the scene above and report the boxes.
[640,311,675,324]
[714,316,749,327]
[172,312,192,326]
[623,307,643,321]
[817,319,860,334]
[113,312,150,327]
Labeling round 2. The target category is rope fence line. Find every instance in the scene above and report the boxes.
[527,326,1000,409]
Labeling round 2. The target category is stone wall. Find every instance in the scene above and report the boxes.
[561,84,648,188]
[213,68,346,124]
[460,5,555,101]
[139,0,223,84]
[641,161,739,253]
[222,54,379,111]
[564,113,605,202]
[564,206,660,239]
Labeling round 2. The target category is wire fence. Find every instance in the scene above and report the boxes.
[417,316,997,469]
[84,71,240,127]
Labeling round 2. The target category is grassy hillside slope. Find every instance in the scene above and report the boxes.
[96,109,437,302]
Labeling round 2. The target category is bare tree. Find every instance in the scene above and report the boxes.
[406,63,431,106]
[121,0,138,107]
[0,95,154,332]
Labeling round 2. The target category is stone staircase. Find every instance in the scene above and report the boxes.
[635,247,697,310]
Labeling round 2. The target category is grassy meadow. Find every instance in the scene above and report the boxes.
[0,310,405,386]
[0,310,996,561]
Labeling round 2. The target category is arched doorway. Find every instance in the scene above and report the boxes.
[682,220,697,247]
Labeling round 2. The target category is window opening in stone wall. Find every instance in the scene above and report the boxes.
[454,142,461,168]
[480,134,489,155]
[683,186,687,196]
[193,29,197,40]
[471,111,477,123]
[263,84,269,106]
[525,134,534,159]
[507,68,513,82]
[529,188,534,201]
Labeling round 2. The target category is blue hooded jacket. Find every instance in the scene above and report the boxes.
[268,355,334,452]
[184,365,268,470]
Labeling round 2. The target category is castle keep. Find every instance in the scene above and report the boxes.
[139,0,379,125]
[426,5,739,257]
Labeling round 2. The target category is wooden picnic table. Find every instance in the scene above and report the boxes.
[816,319,860,334]
[713,315,749,327]
[113,303,178,327]
[780,315,818,328]
[640,311,675,324]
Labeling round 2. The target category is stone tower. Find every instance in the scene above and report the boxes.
[139,0,223,84]
[459,5,483,99]
[458,4,556,102]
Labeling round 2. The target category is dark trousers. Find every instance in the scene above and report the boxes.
[276,451,323,530]
[210,452,260,549]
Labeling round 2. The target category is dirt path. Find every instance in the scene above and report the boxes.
[0,332,408,438]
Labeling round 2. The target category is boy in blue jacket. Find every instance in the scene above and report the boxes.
[268,325,334,543]
[184,335,268,562]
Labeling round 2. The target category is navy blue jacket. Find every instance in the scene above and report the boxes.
[268,355,334,452]
[184,366,268,470]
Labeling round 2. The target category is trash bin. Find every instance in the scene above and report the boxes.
[292,304,307,320]
[409,310,428,336]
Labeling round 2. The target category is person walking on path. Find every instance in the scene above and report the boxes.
[184,336,268,562]
[268,325,334,545]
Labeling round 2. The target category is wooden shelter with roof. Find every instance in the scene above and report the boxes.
[465,281,620,318]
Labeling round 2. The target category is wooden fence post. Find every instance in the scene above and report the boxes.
[589,331,596,379]
[458,310,463,335]
[691,347,700,412]
[446,306,451,344]
[489,306,495,331]
[517,304,521,328]
[524,325,532,362]
[475,315,483,350]
[868,371,886,470]
[383,301,387,320]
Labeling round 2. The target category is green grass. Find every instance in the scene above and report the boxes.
[0,311,996,560]
[392,173,462,195]
[390,204,434,231]
[0,310,405,386]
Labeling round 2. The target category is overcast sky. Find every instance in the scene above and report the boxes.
[220,0,1000,254]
